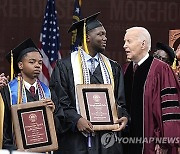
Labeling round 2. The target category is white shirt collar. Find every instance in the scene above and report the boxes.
[23,80,37,92]
[82,49,99,62]
[136,53,149,66]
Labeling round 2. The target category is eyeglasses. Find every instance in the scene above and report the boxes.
[153,52,171,64]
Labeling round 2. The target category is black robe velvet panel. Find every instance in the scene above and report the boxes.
[124,56,153,154]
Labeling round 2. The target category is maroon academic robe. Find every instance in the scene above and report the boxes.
[124,57,180,154]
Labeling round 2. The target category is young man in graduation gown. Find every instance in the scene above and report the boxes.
[1,38,55,150]
[49,12,129,154]
[123,27,180,154]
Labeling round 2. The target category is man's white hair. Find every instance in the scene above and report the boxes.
[126,27,151,52]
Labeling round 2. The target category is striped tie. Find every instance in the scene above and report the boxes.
[133,63,138,72]
[29,86,35,96]
[90,58,96,74]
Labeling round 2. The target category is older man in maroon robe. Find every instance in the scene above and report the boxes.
[123,27,180,154]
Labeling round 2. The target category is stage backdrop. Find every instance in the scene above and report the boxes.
[0,0,179,75]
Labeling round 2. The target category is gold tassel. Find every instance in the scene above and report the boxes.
[10,50,14,80]
[79,0,82,6]
[0,93,4,149]
[17,76,23,104]
[83,20,89,55]
[171,57,177,70]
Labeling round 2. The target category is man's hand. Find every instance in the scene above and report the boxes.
[77,117,94,134]
[0,73,9,89]
[112,116,128,131]
[43,99,55,113]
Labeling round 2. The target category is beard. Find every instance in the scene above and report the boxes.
[95,46,105,53]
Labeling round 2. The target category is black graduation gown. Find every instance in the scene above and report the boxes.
[49,56,129,154]
[1,86,40,150]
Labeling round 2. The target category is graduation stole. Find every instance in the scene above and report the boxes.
[8,76,51,105]
[0,93,4,148]
[71,47,114,113]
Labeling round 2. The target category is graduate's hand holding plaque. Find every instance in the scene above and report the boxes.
[77,117,94,133]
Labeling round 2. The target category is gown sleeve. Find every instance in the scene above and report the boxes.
[152,64,180,149]
[1,86,16,150]
[112,61,129,119]
[49,59,81,133]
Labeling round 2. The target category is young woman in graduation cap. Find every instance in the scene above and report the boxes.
[49,12,129,154]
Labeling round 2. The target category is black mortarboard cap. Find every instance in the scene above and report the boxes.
[6,38,42,73]
[68,12,102,40]
[156,42,175,64]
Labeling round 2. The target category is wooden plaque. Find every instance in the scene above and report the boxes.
[11,100,58,152]
[76,84,119,131]
[169,29,180,49]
